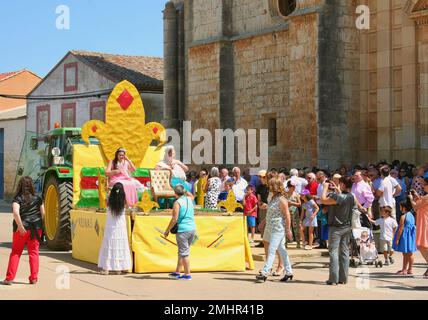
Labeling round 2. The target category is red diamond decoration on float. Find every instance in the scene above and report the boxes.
[116,89,134,110]
[92,125,97,133]
[153,127,158,134]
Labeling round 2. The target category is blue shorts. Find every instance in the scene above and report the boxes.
[246,216,256,228]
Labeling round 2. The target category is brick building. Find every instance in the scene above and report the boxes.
[163,0,428,169]
[27,50,164,135]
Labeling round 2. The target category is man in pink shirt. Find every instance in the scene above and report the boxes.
[352,170,374,216]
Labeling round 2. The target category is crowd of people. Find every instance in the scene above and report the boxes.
[184,160,428,283]
[1,154,428,285]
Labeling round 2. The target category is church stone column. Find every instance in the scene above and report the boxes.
[163,1,180,130]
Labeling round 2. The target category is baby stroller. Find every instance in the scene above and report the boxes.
[350,211,383,268]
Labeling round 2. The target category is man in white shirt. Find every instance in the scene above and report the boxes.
[232,167,248,202]
[285,168,308,194]
[376,166,402,220]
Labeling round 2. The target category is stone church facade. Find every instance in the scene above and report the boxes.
[163,0,428,169]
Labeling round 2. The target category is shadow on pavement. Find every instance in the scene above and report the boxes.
[380,285,428,291]
[213,277,257,283]
[0,242,12,249]
[365,272,418,279]
[292,262,329,270]
[126,275,172,281]
[39,249,99,272]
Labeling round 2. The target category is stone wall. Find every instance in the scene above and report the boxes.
[187,43,221,131]
[192,0,223,41]
[287,13,319,168]
[231,0,281,35]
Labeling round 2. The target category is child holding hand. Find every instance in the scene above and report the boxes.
[393,199,417,275]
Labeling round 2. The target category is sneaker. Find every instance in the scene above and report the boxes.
[169,272,181,279]
[384,260,390,266]
[304,245,312,250]
[389,257,395,264]
[178,274,192,281]
[249,239,255,244]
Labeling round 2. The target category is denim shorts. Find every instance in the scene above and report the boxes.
[176,231,195,257]
[246,216,256,228]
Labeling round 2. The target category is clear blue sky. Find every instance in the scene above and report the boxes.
[0,0,165,77]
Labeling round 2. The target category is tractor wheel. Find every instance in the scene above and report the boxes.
[44,177,73,251]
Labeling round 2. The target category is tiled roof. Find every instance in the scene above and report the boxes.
[0,71,21,82]
[70,50,163,91]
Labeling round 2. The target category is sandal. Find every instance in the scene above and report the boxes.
[272,267,285,277]
[407,269,413,275]
[395,270,407,275]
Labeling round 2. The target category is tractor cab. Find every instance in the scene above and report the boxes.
[42,127,82,169]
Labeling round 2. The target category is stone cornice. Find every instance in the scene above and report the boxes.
[405,0,428,25]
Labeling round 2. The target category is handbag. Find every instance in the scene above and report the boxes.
[170,198,189,234]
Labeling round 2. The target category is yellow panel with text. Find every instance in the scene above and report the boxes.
[70,210,132,268]
[132,216,253,273]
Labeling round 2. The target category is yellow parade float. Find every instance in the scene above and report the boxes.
[69,80,254,273]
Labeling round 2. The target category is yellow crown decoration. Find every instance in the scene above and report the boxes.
[217,191,243,216]
[81,80,167,167]
[135,190,160,215]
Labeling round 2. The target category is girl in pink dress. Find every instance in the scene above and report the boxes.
[106,148,145,208]
[410,177,428,278]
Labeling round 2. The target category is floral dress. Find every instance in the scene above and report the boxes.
[205,177,221,209]
[265,195,286,235]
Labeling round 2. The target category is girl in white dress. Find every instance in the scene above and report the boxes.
[98,183,132,275]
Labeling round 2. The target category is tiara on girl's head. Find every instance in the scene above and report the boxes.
[117,147,126,153]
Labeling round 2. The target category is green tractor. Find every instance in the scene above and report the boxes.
[16,127,98,251]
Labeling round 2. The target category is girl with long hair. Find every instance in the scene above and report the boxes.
[2,176,44,285]
[98,183,132,275]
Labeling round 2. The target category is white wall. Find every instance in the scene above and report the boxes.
[0,118,25,199]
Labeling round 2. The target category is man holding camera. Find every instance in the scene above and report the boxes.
[321,177,355,285]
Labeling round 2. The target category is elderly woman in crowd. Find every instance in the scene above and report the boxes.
[411,166,427,197]
[205,167,221,209]
[409,178,428,278]
[256,178,294,283]
[156,145,189,181]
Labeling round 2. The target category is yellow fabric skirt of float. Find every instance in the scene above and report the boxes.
[70,210,254,273]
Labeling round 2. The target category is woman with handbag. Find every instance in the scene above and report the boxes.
[164,184,196,280]
[2,176,45,285]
